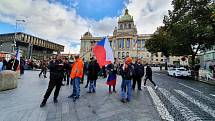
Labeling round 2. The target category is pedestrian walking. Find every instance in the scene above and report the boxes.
[144,65,158,89]
[106,58,118,93]
[132,59,144,91]
[39,59,47,78]
[84,61,90,88]
[40,55,64,107]
[120,57,134,103]
[68,55,84,102]
[87,57,100,93]
[0,57,3,72]
[20,57,25,75]
[2,57,7,70]
[63,58,71,85]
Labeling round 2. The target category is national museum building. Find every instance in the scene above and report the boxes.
[80,9,187,65]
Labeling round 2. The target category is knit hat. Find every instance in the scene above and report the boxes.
[125,57,132,64]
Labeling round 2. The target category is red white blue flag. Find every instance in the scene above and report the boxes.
[93,36,114,67]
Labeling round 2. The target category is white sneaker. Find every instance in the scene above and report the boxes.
[155,86,158,89]
[143,85,146,88]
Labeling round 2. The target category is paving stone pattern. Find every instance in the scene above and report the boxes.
[0,71,161,121]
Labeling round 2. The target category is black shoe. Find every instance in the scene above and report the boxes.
[39,74,41,78]
[61,84,65,86]
[68,94,74,98]
[92,90,96,93]
[121,98,126,103]
[54,99,58,103]
[85,85,88,88]
[40,101,46,107]
[44,76,47,78]
[138,88,142,91]
[126,98,130,102]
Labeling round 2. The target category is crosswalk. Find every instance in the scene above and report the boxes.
[146,85,215,121]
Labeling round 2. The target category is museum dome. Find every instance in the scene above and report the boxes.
[119,9,133,22]
[83,31,92,37]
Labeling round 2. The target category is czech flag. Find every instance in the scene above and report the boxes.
[93,36,114,67]
[106,73,116,86]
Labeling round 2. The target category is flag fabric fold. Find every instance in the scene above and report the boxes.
[106,73,116,86]
[93,36,114,67]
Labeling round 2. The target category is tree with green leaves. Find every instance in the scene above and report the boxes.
[146,0,215,67]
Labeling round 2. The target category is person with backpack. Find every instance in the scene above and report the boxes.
[144,65,158,89]
[132,58,144,91]
[120,57,134,103]
[87,57,100,93]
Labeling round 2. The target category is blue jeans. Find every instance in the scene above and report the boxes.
[121,80,132,100]
[89,80,96,92]
[72,77,80,98]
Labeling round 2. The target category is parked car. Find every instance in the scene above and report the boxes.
[168,67,191,77]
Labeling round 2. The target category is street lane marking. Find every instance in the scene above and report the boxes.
[147,86,174,121]
[210,94,215,97]
[178,83,203,93]
[159,88,202,121]
[175,90,215,118]
[154,73,161,76]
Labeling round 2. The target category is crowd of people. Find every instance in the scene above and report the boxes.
[39,55,158,107]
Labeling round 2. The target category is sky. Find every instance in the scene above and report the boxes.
[0,0,173,54]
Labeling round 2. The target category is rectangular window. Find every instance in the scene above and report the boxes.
[141,40,145,50]
[114,40,116,49]
[118,40,121,49]
[133,39,137,49]
[122,39,124,49]
[126,52,129,57]
[137,40,141,50]
[118,52,121,59]
[110,41,112,47]
[127,39,130,48]
[122,52,125,59]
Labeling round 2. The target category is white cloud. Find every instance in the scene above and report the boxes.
[0,0,173,54]
[126,0,173,34]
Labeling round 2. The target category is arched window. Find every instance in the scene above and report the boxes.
[118,52,121,59]
[129,23,131,29]
[120,24,123,29]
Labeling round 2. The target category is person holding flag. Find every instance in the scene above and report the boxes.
[106,58,118,94]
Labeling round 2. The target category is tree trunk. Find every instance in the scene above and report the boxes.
[165,56,169,70]
[191,54,196,67]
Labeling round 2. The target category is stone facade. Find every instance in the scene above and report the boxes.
[0,32,64,60]
[80,9,187,65]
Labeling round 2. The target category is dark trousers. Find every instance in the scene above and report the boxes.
[109,85,116,92]
[63,70,70,84]
[132,77,142,90]
[39,68,47,77]
[43,77,62,101]
[144,76,156,86]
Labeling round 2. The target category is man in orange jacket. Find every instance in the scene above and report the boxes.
[68,55,84,101]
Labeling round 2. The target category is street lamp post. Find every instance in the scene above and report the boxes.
[14,19,26,53]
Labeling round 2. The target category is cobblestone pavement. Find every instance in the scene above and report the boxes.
[1,71,215,121]
[152,72,215,121]
[0,71,160,121]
